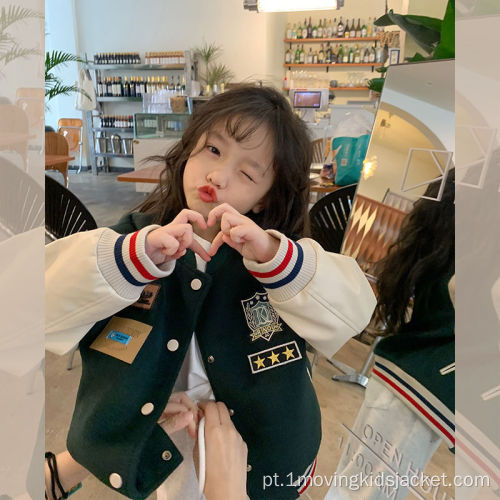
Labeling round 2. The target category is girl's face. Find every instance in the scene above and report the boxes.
[182,121,275,218]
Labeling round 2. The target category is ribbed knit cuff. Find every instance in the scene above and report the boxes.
[243,230,317,302]
[97,226,175,299]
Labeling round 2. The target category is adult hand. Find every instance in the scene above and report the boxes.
[207,203,279,263]
[199,401,248,500]
[158,391,200,439]
[145,209,211,265]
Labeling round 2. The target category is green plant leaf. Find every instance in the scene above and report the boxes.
[405,52,429,62]
[433,0,455,59]
[192,42,222,65]
[375,10,441,53]
[368,77,385,93]
[45,50,85,75]
[206,63,234,86]
[376,66,388,73]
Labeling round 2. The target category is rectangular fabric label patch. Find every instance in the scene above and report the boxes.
[248,341,302,374]
[90,316,152,364]
[132,283,160,310]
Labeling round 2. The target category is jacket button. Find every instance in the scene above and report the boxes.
[247,464,252,472]
[229,409,235,416]
[141,402,154,415]
[190,278,202,290]
[162,450,172,461]
[167,339,179,352]
[207,355,215,363]
[109,472,123,488]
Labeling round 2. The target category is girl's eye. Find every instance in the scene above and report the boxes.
[207,145,220,156]
[241,171,255,183]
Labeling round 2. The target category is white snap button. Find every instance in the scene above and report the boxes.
[190,278,202,290]
[109,472,123,489]
[141,402,154,415]
[167,339,179,352]
[229,409,235,416]
[247,464,252,472]
[207,355,215,363]
[162,450,172,461]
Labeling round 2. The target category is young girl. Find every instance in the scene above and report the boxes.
[46,85,376,499]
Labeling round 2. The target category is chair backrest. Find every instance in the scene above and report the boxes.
[0,158,44,237]
[45,175,98,240]
[58,118,83,128]
[342,194,408,274]
[311,138,324,163]
[58,126,82,152]
[309,183,357,253]
[382,188,414,213]
[45,131,69,155]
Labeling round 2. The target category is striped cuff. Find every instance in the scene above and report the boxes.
[243,230,316,303]
[97,226,175,300]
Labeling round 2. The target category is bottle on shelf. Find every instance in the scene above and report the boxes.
[294,45,301,63]
[298,19,304,39]
[318,44,325,63]
[370,43,376,63]
[130,77,136,97]
[299,44,305,64]
[307,47,313,64]
[383,42,389,64]
[176,75,182,93]
[350,19,356,38]
[348,46,354,64]
[286,23,292,39]
[307,16,312,38]
[344,18,350,38]
[325,19,333,38]
[106,77,113,97]
[338,44,344,63]
[312,49,318,64]
[354,45,361,63]
[356,18,362,38]
[315,20,321,38]
[332,17,337,37]
[331,44,338,64]
[285,47,292,64]
[96,76,103,97]
[325,42,332,64]
[363,47,370,63]
[291,23,297,39]
[367,17,373,36]
[337,17,344,38]
[123,76,130,97]
[375,40,383,63]
[361,19,367,37]
[181,75,186,95]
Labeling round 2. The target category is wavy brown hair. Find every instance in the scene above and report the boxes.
[134,84,312,237]
[374,169,455,333]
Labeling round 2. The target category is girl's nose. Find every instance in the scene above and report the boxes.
[207,170,228,189]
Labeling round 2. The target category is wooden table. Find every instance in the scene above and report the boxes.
[117,164,342,193]
[45,154,75,167]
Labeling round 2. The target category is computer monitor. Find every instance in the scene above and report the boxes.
[289,88,329,122]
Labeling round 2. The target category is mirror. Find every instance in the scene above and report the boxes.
[341,59,455,274]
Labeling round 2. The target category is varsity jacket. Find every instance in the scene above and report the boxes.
[373,274,455,450]
[45,212,376,499]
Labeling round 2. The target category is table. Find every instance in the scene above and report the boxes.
[117,164,342,194]
[45,154,75,167]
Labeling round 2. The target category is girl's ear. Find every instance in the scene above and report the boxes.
[251,199,265,214]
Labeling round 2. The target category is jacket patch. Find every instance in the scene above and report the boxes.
[241,292,282,342]
[248,341,302,374]
[132,284,160,310]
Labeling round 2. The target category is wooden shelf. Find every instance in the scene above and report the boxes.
[95,152,133,159]
[284,37,378,43]
[92,127,133,132]
[88,63,185,70]
[97,97,142,102]
[284,87,370,91]
[283,63,381,68]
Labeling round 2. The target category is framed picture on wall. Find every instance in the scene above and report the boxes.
[389,48,401,65]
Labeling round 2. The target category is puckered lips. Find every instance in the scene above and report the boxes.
[197,185,218,203]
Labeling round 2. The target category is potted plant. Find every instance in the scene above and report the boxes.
[192,42,234,95]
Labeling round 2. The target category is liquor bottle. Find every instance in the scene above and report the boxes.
[350,19,356,38]
[313,50,318,64]
[181,75,186,95]
[307,16,312,38]
[297,21,302,39]
[307,47,313,64]
[354,45,361,63]
[361,20,367,37]
[363,47,370,63]
[326,19,333,38]
[375,40,383,63]
[312,20,318,38]
[285,47,291,64]
[291,23,297,39]
[299,44,305,63]
[337,17,344,37]
[348,46,354,63]
[96,76,103,97]
[369,43,376,63]
[176,76,182,93]
[344,18,350,38]
[286,23,292,39]
[135,77,141,97]
[295,45,301,63]
[326,42,332,63]
[338,44,344,63]
[130,77,136,97]
[366,17,373,36]
[331,44,338,64]
[318,44,325,63]
[106,77,112,97]
[317,20,322,38]
[332,17,337,37]
[147,76,152,94]
[324,18,328,37]
[119,76,124,96]
[356,18,362,38]
[123,76,130,97]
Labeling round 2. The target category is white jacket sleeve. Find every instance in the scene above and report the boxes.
[243,230,376,359]
[45,225,175,355]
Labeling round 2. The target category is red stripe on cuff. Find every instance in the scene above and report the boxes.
[129,231,158,281]
[249,239,294,279]
[298,457,317,495]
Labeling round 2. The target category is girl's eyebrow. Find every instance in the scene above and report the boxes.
[207,131,228,145]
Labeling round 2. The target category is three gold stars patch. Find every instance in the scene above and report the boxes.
[248,341,302,374]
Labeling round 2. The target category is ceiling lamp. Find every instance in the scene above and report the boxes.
[244,0,339,13]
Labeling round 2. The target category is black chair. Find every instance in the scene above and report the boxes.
[45,174,97,241]
[309,183,357,253]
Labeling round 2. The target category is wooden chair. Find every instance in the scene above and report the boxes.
[311,138,325,163]
[58,118,83,173]
[45,132,70,187]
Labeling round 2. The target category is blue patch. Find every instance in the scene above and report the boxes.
[106,330,132,346]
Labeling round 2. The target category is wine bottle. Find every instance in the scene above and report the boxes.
[295,45,301,63]
[299,44,305,63]
[123,76,130,97]
[337,17,344,37]
[307,47,313,64]
[317,20,322,38]
[291,23,297,39]
[356,18,361,38]
[369,43,376,63]
[350,19,356,38]
[286,23,292,39]
[130,77,136,97]
[285,47,292,64]
[348,46,354,63]
[338,44,344,63]
[326,42,332,63]
[344,18,350,38]
[313,50,318,64]
[361,20,367,37]
[375,40,383,63]
[354,45,361,63]
[307,16,312,38]
[319,44,325,63]
[363,47,370,63]
[297,20,303,39]
[366,17,372,36]
[326,19,333,38]
[332,17,337,37]
[97,76,103,97]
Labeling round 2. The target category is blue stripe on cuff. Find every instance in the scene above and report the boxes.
[114,234,149,287]
[264,242,304,289]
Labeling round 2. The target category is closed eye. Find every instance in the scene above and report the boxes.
[241,171,255,183]
[207,145,220,156]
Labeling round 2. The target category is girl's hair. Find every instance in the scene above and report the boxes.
[374,168,455,333]
[134,84,312,236]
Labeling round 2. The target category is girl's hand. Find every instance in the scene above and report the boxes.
[207,204,280,263]
[158,392,199,438]
[199,401,248,500]
[145,209,211,265]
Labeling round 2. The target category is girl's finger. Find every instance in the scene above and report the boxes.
[173,209,207,229]
[208,231,225,256]
[221,233,243,254]
[215,401,232,426]
[170,392,199,417]
[219,212,248,236]
[160,411,194,434]
[188,238,211,262]
[198,401,221,429]
[206,203,240,227]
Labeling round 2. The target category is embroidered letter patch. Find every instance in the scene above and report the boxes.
[132,283,160,310]
[241,292,282,342]
[248,341,302,374]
